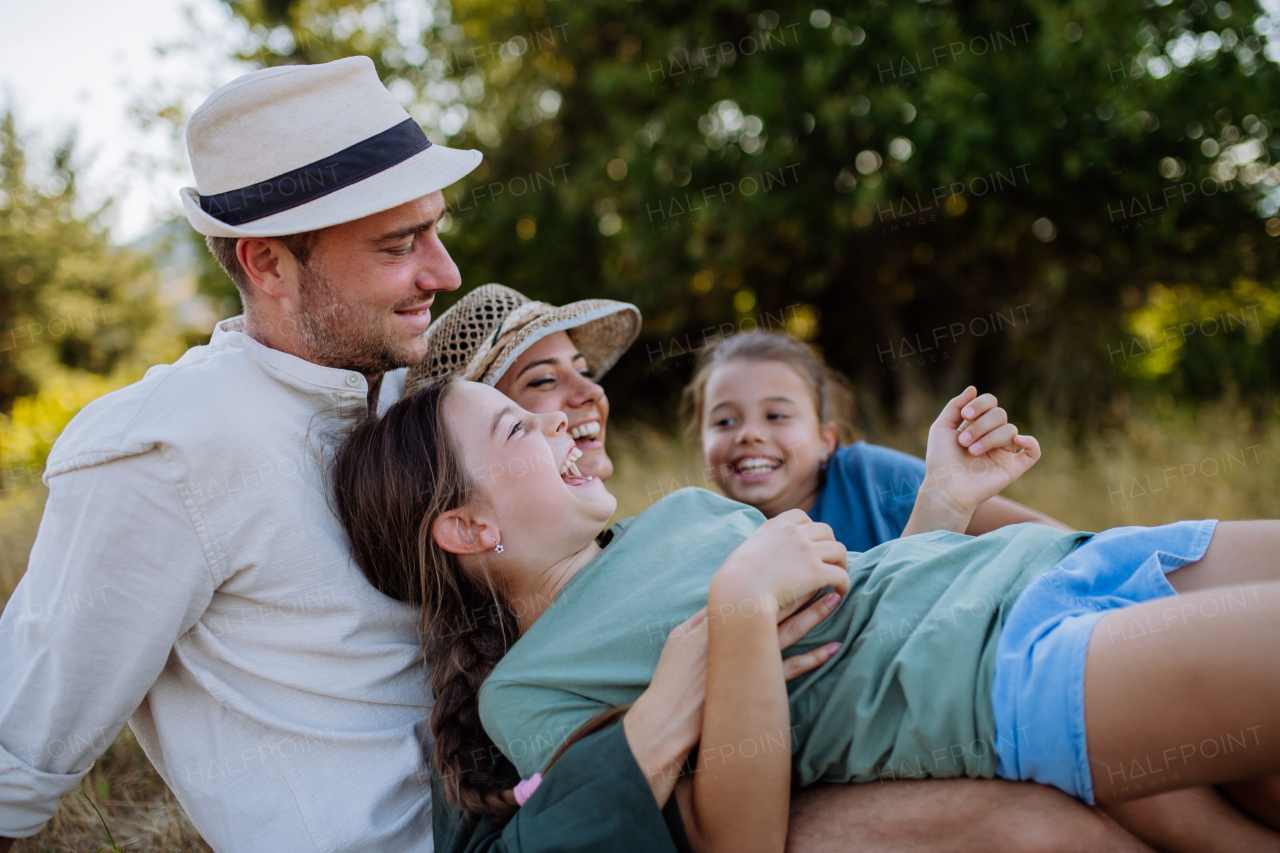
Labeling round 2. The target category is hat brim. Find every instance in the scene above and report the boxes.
[482,301,642,386]
[181,142,482,237]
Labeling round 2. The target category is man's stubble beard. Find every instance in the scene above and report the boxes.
[294,261,419,375]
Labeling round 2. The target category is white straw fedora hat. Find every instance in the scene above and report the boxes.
[405,284,641,393]
[181,56,481,238]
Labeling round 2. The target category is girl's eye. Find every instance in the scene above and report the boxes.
[527,376,555,388]
[768,412,790,420]
[713,417,736,428]
[508,420,523,439]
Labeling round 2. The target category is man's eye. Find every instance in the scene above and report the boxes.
[387,242,413,256]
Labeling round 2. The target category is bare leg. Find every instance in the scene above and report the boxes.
[1085,581,1280,804]
[1165,520,1280,594]
[1222,775,1280,830]
[787,778,1154,853]
[1104,786,1280,851]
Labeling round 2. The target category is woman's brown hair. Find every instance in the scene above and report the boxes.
[332,379,522,817]
[681,331,858,445]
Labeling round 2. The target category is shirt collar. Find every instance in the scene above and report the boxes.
[212,315,373,397]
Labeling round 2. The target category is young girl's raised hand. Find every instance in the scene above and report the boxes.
[903,386,1041,536]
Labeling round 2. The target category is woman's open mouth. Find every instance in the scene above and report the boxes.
[568,420,603,450]
[732,455,783,483]
[560,446,594,487]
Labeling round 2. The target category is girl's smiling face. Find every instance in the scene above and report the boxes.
[441,381,616,566]
[701,360,837,518]
[494,331,614,480]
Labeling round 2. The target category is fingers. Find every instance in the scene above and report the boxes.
[679,607,708,631]
[817,539,849,570]
[782,641,842,681]
[963,422,1017,456]
[777,592,841,649]
[957,402,1009,453]
[959,392,999,423]
[818,562,853,597]
[771,508,812,526]
[936,386,978,430]
[1013,433,1041,467]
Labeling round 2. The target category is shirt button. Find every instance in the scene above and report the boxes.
[346,374,361,387]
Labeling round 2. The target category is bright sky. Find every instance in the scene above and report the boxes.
[0,0,249,242]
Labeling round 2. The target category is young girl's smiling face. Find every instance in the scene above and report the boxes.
[701,360,837,518]
[442,381,616,564]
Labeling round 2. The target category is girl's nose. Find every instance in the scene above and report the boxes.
[540,410,568,436]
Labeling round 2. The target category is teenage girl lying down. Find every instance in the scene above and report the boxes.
[333,378,1280,853]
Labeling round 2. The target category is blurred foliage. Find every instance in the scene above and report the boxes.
[202,0,1280,431]
[0,113,182,473]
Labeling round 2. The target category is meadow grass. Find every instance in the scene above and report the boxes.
[2,404,1277,850]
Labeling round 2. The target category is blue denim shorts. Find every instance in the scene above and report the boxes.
[990,519,1218,803]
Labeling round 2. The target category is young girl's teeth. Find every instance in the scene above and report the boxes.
[737,457,778,475]
[560,447,585,476]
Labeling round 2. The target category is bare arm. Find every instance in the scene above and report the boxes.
[966,495,1072,535]
[680,513,851,853]
[625,592,844,807]
[686,577,792,853]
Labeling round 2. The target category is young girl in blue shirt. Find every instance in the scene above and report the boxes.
[682,330,1069,548]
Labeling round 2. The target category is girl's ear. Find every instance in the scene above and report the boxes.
[433,508,497,556]
[820,421,839,458]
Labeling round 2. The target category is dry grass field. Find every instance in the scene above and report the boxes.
[2,404,1278,851]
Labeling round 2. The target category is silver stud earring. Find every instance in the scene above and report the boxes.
[494,542,504,553]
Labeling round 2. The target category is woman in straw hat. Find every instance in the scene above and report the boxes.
[407,287,1175,853]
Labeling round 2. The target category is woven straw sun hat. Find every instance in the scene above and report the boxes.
[181,56,481,238]
[404,284,642,393]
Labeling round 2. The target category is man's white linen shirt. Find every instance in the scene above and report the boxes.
[0,317,434,851]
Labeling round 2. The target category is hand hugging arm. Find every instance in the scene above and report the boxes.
[680,512,851,853]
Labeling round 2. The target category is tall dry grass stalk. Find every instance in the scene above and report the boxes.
[1,403,1277,850]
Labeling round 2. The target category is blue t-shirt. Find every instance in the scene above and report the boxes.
[808,442,927,550]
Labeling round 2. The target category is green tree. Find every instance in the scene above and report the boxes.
[206,0,1280,429]
[0,112,164,415]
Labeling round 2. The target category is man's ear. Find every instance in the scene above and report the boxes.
[433,508,498,556]
[236,237,296,300]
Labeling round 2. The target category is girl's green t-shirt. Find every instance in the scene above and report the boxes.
[479,488,1090,784]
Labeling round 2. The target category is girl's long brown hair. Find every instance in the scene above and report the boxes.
[332,379,522,817]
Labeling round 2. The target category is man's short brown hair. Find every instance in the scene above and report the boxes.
[205,231,322,302]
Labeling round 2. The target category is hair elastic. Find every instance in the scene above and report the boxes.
[513,773,542,806]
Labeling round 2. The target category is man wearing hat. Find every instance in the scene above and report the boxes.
[0,57,691,853]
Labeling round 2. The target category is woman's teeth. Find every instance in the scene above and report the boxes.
[569,421,601,440]
[735,456,781,476]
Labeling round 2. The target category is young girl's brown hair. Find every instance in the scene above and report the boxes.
[332,379,627,817]
[681,331,859,444]
[332,380,523,816]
